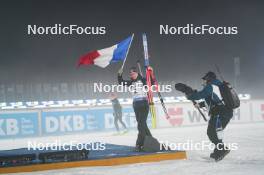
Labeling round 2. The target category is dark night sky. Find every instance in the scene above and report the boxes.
[0,0,264,98]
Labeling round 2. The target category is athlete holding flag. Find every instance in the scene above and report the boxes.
[117,66,154,151]
[78,33,169,151]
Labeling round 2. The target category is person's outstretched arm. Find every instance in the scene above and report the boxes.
[188,85,212,100]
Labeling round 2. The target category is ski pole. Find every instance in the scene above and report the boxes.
[148,69,170,119]
[136,60,143,76]
[120,34,134,71]
[215,64,225,82]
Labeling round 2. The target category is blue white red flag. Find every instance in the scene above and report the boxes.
[78,35,133,68]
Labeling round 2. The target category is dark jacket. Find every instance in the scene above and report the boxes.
[188,79,224,112]
[118,73,147,86]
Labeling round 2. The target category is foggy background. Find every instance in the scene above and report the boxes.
[0,0,263,102]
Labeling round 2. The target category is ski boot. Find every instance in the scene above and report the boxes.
[134,145,143,152]
[214,147,230,162]
[209,148,218,159]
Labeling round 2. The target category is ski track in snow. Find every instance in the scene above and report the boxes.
[2,123,264,175]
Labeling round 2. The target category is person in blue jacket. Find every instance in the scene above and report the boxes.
[187,71,233,161]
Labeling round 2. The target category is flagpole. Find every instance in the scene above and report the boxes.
[120,33,134,71]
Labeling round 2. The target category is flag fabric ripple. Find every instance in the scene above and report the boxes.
[78,36,133,68]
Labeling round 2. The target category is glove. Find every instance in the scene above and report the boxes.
[147,66,153,72]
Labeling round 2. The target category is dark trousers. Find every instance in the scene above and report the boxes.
[133,100,152,147]
[207,106,233,147]
[114,111,127,131]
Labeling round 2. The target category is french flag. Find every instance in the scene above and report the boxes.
[78,35,133,68]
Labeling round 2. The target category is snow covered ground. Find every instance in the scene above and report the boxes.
[2,122,264,175]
